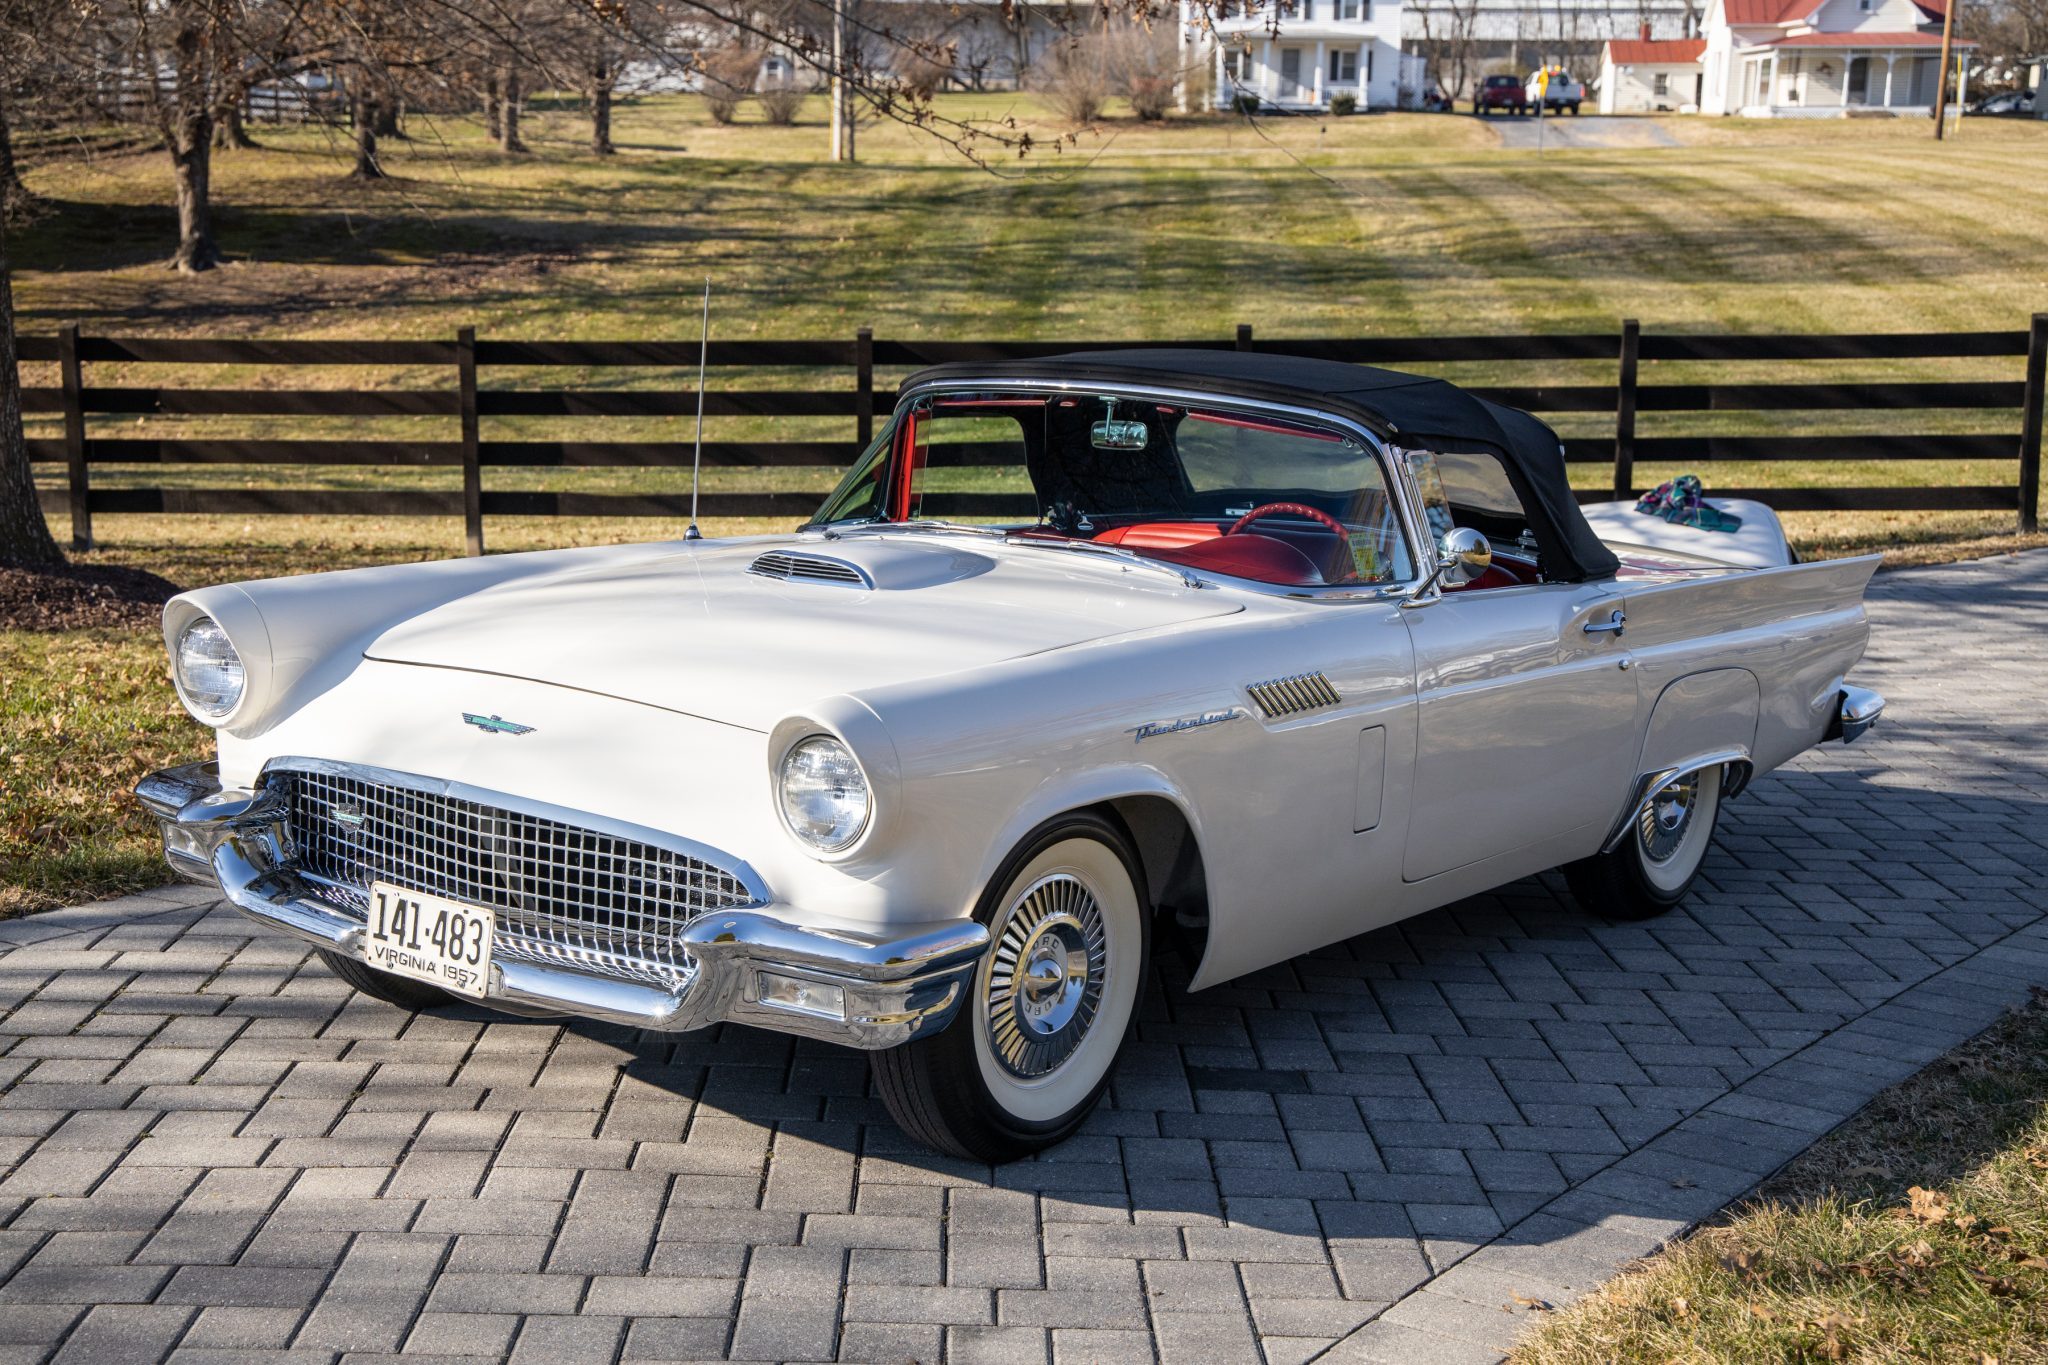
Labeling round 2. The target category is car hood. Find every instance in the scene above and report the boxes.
[362,534,1243,731]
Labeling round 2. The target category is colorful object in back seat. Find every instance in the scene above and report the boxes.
[1636,475,1743,533]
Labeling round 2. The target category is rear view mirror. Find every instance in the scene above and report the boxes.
[1091,399,1149,451]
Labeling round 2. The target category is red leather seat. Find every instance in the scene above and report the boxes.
[1144,534,1324,586]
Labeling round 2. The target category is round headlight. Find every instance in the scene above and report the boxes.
[174,616,245,720]
[778,736,871,852]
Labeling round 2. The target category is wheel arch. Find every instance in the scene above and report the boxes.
[966,770,1208,929]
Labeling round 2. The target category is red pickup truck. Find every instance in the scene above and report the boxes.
[1474,74,1528,116]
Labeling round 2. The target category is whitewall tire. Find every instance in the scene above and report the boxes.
[1564,765,1723,921]
[872,812,1149,1162]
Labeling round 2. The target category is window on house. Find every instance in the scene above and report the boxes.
[1858,0,1873,10]
[1330,50,1359,82]
[1337,0,1362,18]
[1652,71,1669,95]
[1301,0,1315,20]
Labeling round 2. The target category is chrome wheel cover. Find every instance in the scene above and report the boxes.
[1638,771,1701,865]
[984,873,1108,1080]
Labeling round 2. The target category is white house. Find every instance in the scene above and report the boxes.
[1184,0,1420,110]
[1617,0,1974,116]
[1598,38,1708,112]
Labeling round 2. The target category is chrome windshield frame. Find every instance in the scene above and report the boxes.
[826,376,1430,603]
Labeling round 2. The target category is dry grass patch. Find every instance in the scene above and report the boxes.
[1516,990,2048,1365]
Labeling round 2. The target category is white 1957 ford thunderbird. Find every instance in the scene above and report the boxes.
[138,350,1885,1160]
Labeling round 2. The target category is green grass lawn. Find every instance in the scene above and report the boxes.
[11,94,2047,564]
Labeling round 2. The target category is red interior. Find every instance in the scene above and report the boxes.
[1145,535,1327,585]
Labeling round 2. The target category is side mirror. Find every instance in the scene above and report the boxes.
[1439,527,1493,587]
[1401,527,1493,608]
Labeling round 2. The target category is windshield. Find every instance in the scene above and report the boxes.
[810,387,1415,588]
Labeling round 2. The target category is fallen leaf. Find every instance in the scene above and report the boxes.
[1670,1177,1696,1189]
[1900,1239,1937,1268]
[2014,1255,2048,1271]
[1669,1295,1691,1319]
[1844,1164,1892,1180]
[1719,1248,1764,1278]
[1747,1302,1777,1323]
[1510,1292,1553,1313]
[1908,1186,1951,1225]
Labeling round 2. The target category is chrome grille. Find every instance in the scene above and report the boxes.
[749,551,871,587]
[1246,672,1343,720]
[271,765,760,987]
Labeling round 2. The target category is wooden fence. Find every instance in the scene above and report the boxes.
[23,318,2048,555]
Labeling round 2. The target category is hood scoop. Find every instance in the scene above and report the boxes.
[748,539,1000,592]
[749,550,871,588]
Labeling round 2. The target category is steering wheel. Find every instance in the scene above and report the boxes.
[1225,502,1350,539]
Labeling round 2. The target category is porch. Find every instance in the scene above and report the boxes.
[1213,27,1376,110]
[1734,36,1967,116]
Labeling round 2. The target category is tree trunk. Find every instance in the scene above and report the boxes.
[590,63,614,155]
[0,221,62,566]
[212,97,256,149]
[0,99,35,221]
[351,91,383,178]
[167,2,221,273]
[483,75,501,139]
[373,95,402,139]
[499,67,525,153]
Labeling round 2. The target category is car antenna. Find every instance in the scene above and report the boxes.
[685,277,711,541]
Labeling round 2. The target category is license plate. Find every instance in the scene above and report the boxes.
[364,882,494,999]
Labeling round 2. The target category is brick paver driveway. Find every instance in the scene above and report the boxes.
[3,550,2045,1365]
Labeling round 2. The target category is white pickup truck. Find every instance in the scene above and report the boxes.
[1527,67,1585,113]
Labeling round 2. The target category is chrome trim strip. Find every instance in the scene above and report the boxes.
[1599,749,1753,855]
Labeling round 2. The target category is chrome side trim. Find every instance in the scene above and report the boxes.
[1599,749,1753,855]
[1245,672,1342,719]
[1828,685,1886,744]
[133,760,988,1050]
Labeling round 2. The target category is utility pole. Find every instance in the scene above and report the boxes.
[1932,0,1956,139]
[831,0,856,162]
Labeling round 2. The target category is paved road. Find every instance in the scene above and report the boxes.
[1487,115,1683,150]
[1,551,2045,1364]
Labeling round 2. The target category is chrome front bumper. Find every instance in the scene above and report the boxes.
[135,762,987,1050]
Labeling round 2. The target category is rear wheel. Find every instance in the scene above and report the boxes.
[1564,765,1723,921]
[315,948,451,1012]
[873,812,1150,1162]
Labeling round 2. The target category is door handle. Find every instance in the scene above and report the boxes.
[1583,608,1626,637]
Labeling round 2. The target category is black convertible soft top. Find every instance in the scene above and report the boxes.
[901,348,1622,584]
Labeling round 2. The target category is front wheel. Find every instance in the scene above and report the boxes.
[872,812,1150,1162]
[1564,765,1723,920]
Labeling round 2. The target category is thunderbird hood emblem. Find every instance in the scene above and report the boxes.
[462,713,535,736]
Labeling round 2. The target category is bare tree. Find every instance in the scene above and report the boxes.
[0,218,58,565]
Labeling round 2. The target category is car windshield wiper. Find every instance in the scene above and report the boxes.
[820,520,1006,541]
[1000,532,1212,590]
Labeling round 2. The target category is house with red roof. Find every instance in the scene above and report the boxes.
[1598,0,1971,116]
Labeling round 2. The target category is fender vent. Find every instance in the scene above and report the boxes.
[1246,672,1342,719]
[748,551,872,588]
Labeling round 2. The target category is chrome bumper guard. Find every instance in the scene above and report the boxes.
[1826,685,1886,745]
[135,762,987,1050]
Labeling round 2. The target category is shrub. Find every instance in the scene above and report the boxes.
[1231,92,1261,115]
[757,79,806,125]
[1038,33,1112,124]
[700,46,761,125]
[1329,91,1357,116]
[1103,22,1179,121]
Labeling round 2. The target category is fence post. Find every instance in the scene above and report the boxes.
[1235,323,1253,352]
[59,324,91,552]
[855,326,874,451]
[458,327,483,556]
[1612,318,1640,502]
[2021,312,2045,535]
